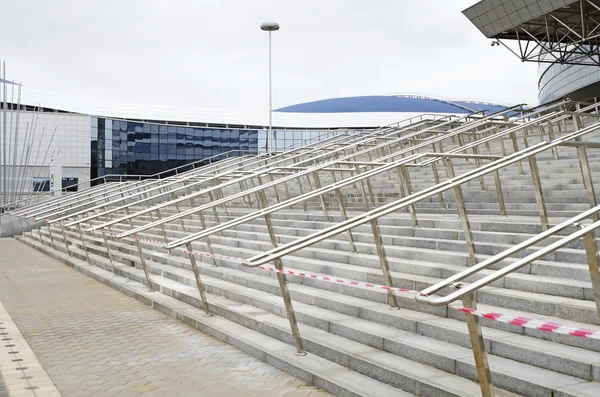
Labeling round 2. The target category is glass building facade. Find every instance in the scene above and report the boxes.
[91,117,352,179]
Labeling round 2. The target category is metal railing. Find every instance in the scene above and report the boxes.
[13,98,600,397]
[57,101,562,357]
[1,149,260,217]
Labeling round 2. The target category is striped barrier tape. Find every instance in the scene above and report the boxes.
[108,232,600,340]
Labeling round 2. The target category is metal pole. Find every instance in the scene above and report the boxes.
[186,243,212,317]
[583,232,600,319]
[2,62,6,208]
[9,84,21,204]
[268,30,273,153]
[7,81,14,204]
[528,155,549,231]
[462,291,495,397]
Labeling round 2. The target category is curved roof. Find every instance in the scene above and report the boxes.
[275,95,510,115]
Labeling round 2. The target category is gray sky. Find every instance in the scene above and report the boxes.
[0,0,540,112]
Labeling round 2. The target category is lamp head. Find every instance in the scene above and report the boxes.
[261,22,280,32]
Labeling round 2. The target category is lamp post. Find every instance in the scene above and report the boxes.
[260,22,279,153]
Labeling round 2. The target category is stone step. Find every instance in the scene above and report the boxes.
[22,232,594,397]
[34,226,593,372]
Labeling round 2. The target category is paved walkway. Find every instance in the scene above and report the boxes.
[0,238,330,397]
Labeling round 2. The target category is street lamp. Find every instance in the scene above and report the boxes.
[260,22,279,153]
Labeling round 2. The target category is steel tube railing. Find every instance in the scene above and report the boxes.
[99,103,558,242]
[416,205,600,306]
[66,134,356,229]
[1,149,259,216]
[74,120,434,232]
[243,119,600,268]
[34,154,255,221]
[161,152,499,250]
[41,157,249,223]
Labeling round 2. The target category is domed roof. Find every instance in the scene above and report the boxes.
[275,95,511,115]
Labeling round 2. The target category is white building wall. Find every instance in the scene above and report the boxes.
[0,111,91,196]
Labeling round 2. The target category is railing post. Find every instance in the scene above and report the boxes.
[576,145,599,222]
[124,207,154,292]
[583,232,600,319]
[211,179,230,218]
[77,223,91,264]
[186,243,212,317]
[184,183,219,267]
[257,189,306,356]
[462,291,495,397]
[431,162,445,209]
[547,121,558,159]
[527,155,549,231]
[330,170,358,253]
[198,210,219,267]
[370,218,399,309]
[311,171,330,221]
[398,166,419,227]
[445,158,477,264]
[510,131,524,175]
[60,221,71,257]
[492,170,506,216]
[267,173,281,204]
[207,191,223,236]
[102,229,118,276]
[134,237,155,292]
[46,223,56,248]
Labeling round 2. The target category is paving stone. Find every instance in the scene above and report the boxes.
[0,239,331,397]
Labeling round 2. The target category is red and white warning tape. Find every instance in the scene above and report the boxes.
[106,232,600,340]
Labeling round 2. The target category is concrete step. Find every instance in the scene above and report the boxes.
[32,226,600,382]
[21,232,593,397]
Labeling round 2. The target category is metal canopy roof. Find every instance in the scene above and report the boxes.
[275,95,511,115]
[464,0,600,66]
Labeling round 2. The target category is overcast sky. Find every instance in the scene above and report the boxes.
[0,0,540,112]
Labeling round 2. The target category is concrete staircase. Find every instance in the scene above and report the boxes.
[12,105,600,397]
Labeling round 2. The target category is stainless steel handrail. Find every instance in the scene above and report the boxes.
[415,204,600,306]
[93,115,467,235]
[34,155,253,221]
[1,149,259,216]
[242,120,600,268]
[95,103,553,240]
[65,114,451,231]
[161,152,498,249]
[61,133,355,228]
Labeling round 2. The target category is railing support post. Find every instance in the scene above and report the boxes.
[370,219,399,309]
[510,131,524,175]
[134,238,155,292]
[492,170,506,216]
[311,171,330,221]
[102,230,118,276]
[583,233,600,319]
[446,158,477,264]
[576,145,599,222]
[186,243,212,317]
[462,291,495,397]
[257,190,305,355]
[60,221,71,257]
[198,210,219,267]
[77,224,91,264]
[46,223,56,248]
[527,155,549,231]
[398,166,419,227]
[330,170,358,253]
[431,162,445,209]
